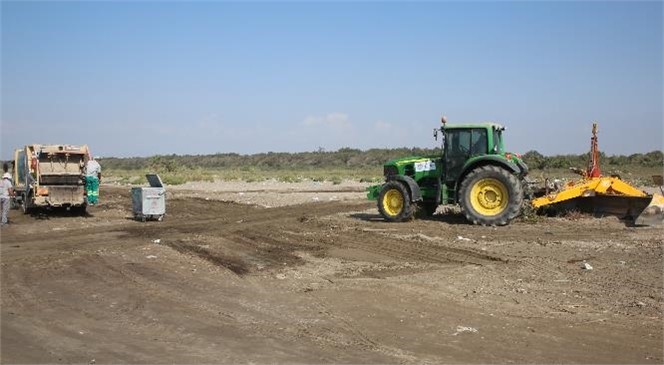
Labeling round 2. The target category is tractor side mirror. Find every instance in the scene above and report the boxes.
[433,129,438,140]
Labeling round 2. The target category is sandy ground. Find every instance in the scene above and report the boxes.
[167,179,370,207]
[1,182,662,364]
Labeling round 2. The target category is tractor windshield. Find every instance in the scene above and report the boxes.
[471,129,488,155]
[446,128,488,157]
[492,127,503,154]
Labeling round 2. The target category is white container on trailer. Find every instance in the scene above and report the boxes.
[132,174,165,221]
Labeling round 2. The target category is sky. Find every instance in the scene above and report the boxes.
[1,1,662,159]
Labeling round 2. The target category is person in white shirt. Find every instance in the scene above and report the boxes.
[85,157,102,205]
[1,163,14,225]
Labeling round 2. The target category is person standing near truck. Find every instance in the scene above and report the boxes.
[1,163,14,225]
[85,157,102,205]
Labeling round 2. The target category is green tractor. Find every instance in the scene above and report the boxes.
[367,117,529,226]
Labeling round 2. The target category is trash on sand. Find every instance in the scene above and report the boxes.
[457,235,472,241]
[453,326,478,335]
[582,262,593,270]
[152,239,161,244]
[312,197,320,201]
[146,255,158,259]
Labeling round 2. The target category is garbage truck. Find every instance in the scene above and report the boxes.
[12,144,90,214]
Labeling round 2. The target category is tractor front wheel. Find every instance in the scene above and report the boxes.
[459,165,523,226]
[378,181,414,222]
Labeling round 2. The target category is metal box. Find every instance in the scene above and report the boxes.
[132,174,166,221]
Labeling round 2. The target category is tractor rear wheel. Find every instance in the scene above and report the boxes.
[459,165,523,226]
[378,181,414,222]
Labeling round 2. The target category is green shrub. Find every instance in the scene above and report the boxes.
[103,148,662,185]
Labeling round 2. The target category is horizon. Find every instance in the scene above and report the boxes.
[2,1,662,159]
[94,146,662,161]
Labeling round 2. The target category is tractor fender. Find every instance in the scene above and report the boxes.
[514,159,529,176]
[461,156,520,179]
[386,175,422,203]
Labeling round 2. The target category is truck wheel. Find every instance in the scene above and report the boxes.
[71,204,87,216]
[378,181,414,222]
[459,165,523,226]
[21,193,32,214]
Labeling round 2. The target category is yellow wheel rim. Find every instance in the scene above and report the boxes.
[382,188,404,216]
[470,178,508,216]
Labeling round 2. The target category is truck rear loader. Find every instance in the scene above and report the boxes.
[12,144,90,214]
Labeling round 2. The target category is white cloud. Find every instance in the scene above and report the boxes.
[374,120,393,131]
[302,112,350,128]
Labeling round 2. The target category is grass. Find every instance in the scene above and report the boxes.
[106,164,661,187]
[107,167,216,185]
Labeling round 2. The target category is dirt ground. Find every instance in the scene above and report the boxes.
[1,182,662,364]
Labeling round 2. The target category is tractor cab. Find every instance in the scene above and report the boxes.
[439,123,506,187]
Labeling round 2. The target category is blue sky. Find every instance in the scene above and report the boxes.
[1,1,662,158]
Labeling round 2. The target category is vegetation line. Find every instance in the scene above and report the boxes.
[99,148,663,185]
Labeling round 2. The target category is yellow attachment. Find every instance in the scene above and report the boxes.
[635,193,664,226]
[531,177,648,208]
[470,178,508,216]
[382,188,405,217]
